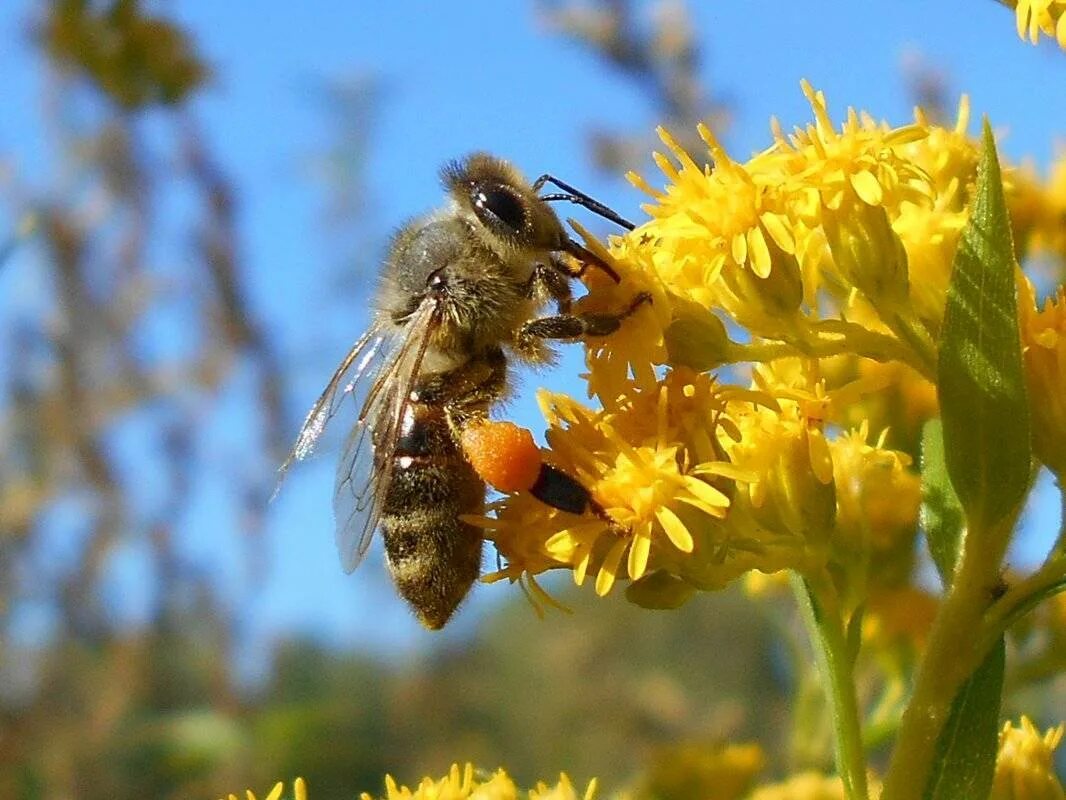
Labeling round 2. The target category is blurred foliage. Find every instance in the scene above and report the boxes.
[42,0,207,109]
[536,0,729,176]
[0,1,279,796]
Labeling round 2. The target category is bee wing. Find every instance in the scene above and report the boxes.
[277,318,398,480]
[331,299,441,573]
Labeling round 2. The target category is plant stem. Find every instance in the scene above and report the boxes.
[792,571,869,800]
[978,553,1066,654]
[733,321,932,378]
[879,517,1009,800]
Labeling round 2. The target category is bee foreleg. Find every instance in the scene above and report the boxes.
[516,291,651,351]
[526,257,573,314]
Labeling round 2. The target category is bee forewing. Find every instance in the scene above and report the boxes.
[275,322,393,488]
[330,299,440,573]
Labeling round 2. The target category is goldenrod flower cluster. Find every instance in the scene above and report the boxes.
[220,767,597,800]
[473,82,1066,610]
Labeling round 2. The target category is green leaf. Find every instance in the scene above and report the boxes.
[937,120,1031,535]
[923,639,1005,800]
[921,420,966,585]
[625,570,696,609]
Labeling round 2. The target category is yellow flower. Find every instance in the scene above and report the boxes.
[756,81,933,216]
[1025,148,1066,265]
[1019,276,1066,475]
[1015,0,1066,48]
[220,778,306,800]
[862,586,939,652]
[359,764,597,800]
[829,422,920,564]
[822,353,938,451]
[475,371,746,597]
[571,227,671,405]
[893,98,977,329]
[635,741,765,800]
[991,717,1066,800]
[474,370,812,600]
[613,81,957,363]
[722,392,835,552]
[896,97,1044,329]
[631,123,793,289]
[822,186,910,312]
[748,772,849,800]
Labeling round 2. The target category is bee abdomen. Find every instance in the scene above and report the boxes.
[382,404,485,630]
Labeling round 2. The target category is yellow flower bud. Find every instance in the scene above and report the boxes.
[665,300,734,372]
[716,238,806,337]
[991,717,1066,800]
[823,189,910,312]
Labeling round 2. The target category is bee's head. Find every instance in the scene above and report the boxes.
[441,153,566,256]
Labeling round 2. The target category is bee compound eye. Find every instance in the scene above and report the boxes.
[473,185,527,233]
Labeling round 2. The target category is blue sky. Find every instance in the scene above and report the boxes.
[1,1,1064,661]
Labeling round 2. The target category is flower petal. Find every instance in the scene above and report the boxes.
[595,538,628,596]
[627,525,652,580]
[656,506,694,553]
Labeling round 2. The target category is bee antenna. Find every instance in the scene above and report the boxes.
[532,173,636,231]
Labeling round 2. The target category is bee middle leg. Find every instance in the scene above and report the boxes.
[516,291,651,355]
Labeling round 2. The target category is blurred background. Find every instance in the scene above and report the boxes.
[0,1,1063,798]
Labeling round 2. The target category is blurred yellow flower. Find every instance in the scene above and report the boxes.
[358,764,596,800]
[862,586,939,652]
[991,717,1066,800]
[220,778,306,800]
[742,569,792,599]
[748,772,848,800]
[1019,277,1066,475]
[1029,150,1066,263]
[829,422,920,557]
[1015,0,1066,48]
[635,741,765,800]
[823,354,937,451]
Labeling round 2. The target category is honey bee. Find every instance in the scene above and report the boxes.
[280,153,648,629]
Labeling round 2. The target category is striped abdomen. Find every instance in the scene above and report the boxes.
[380,401,485,630]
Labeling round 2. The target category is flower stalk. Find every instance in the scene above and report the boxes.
[792,570,870,800]
[880,514,1014,799]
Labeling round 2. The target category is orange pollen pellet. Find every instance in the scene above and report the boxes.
[460,420,543,493]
